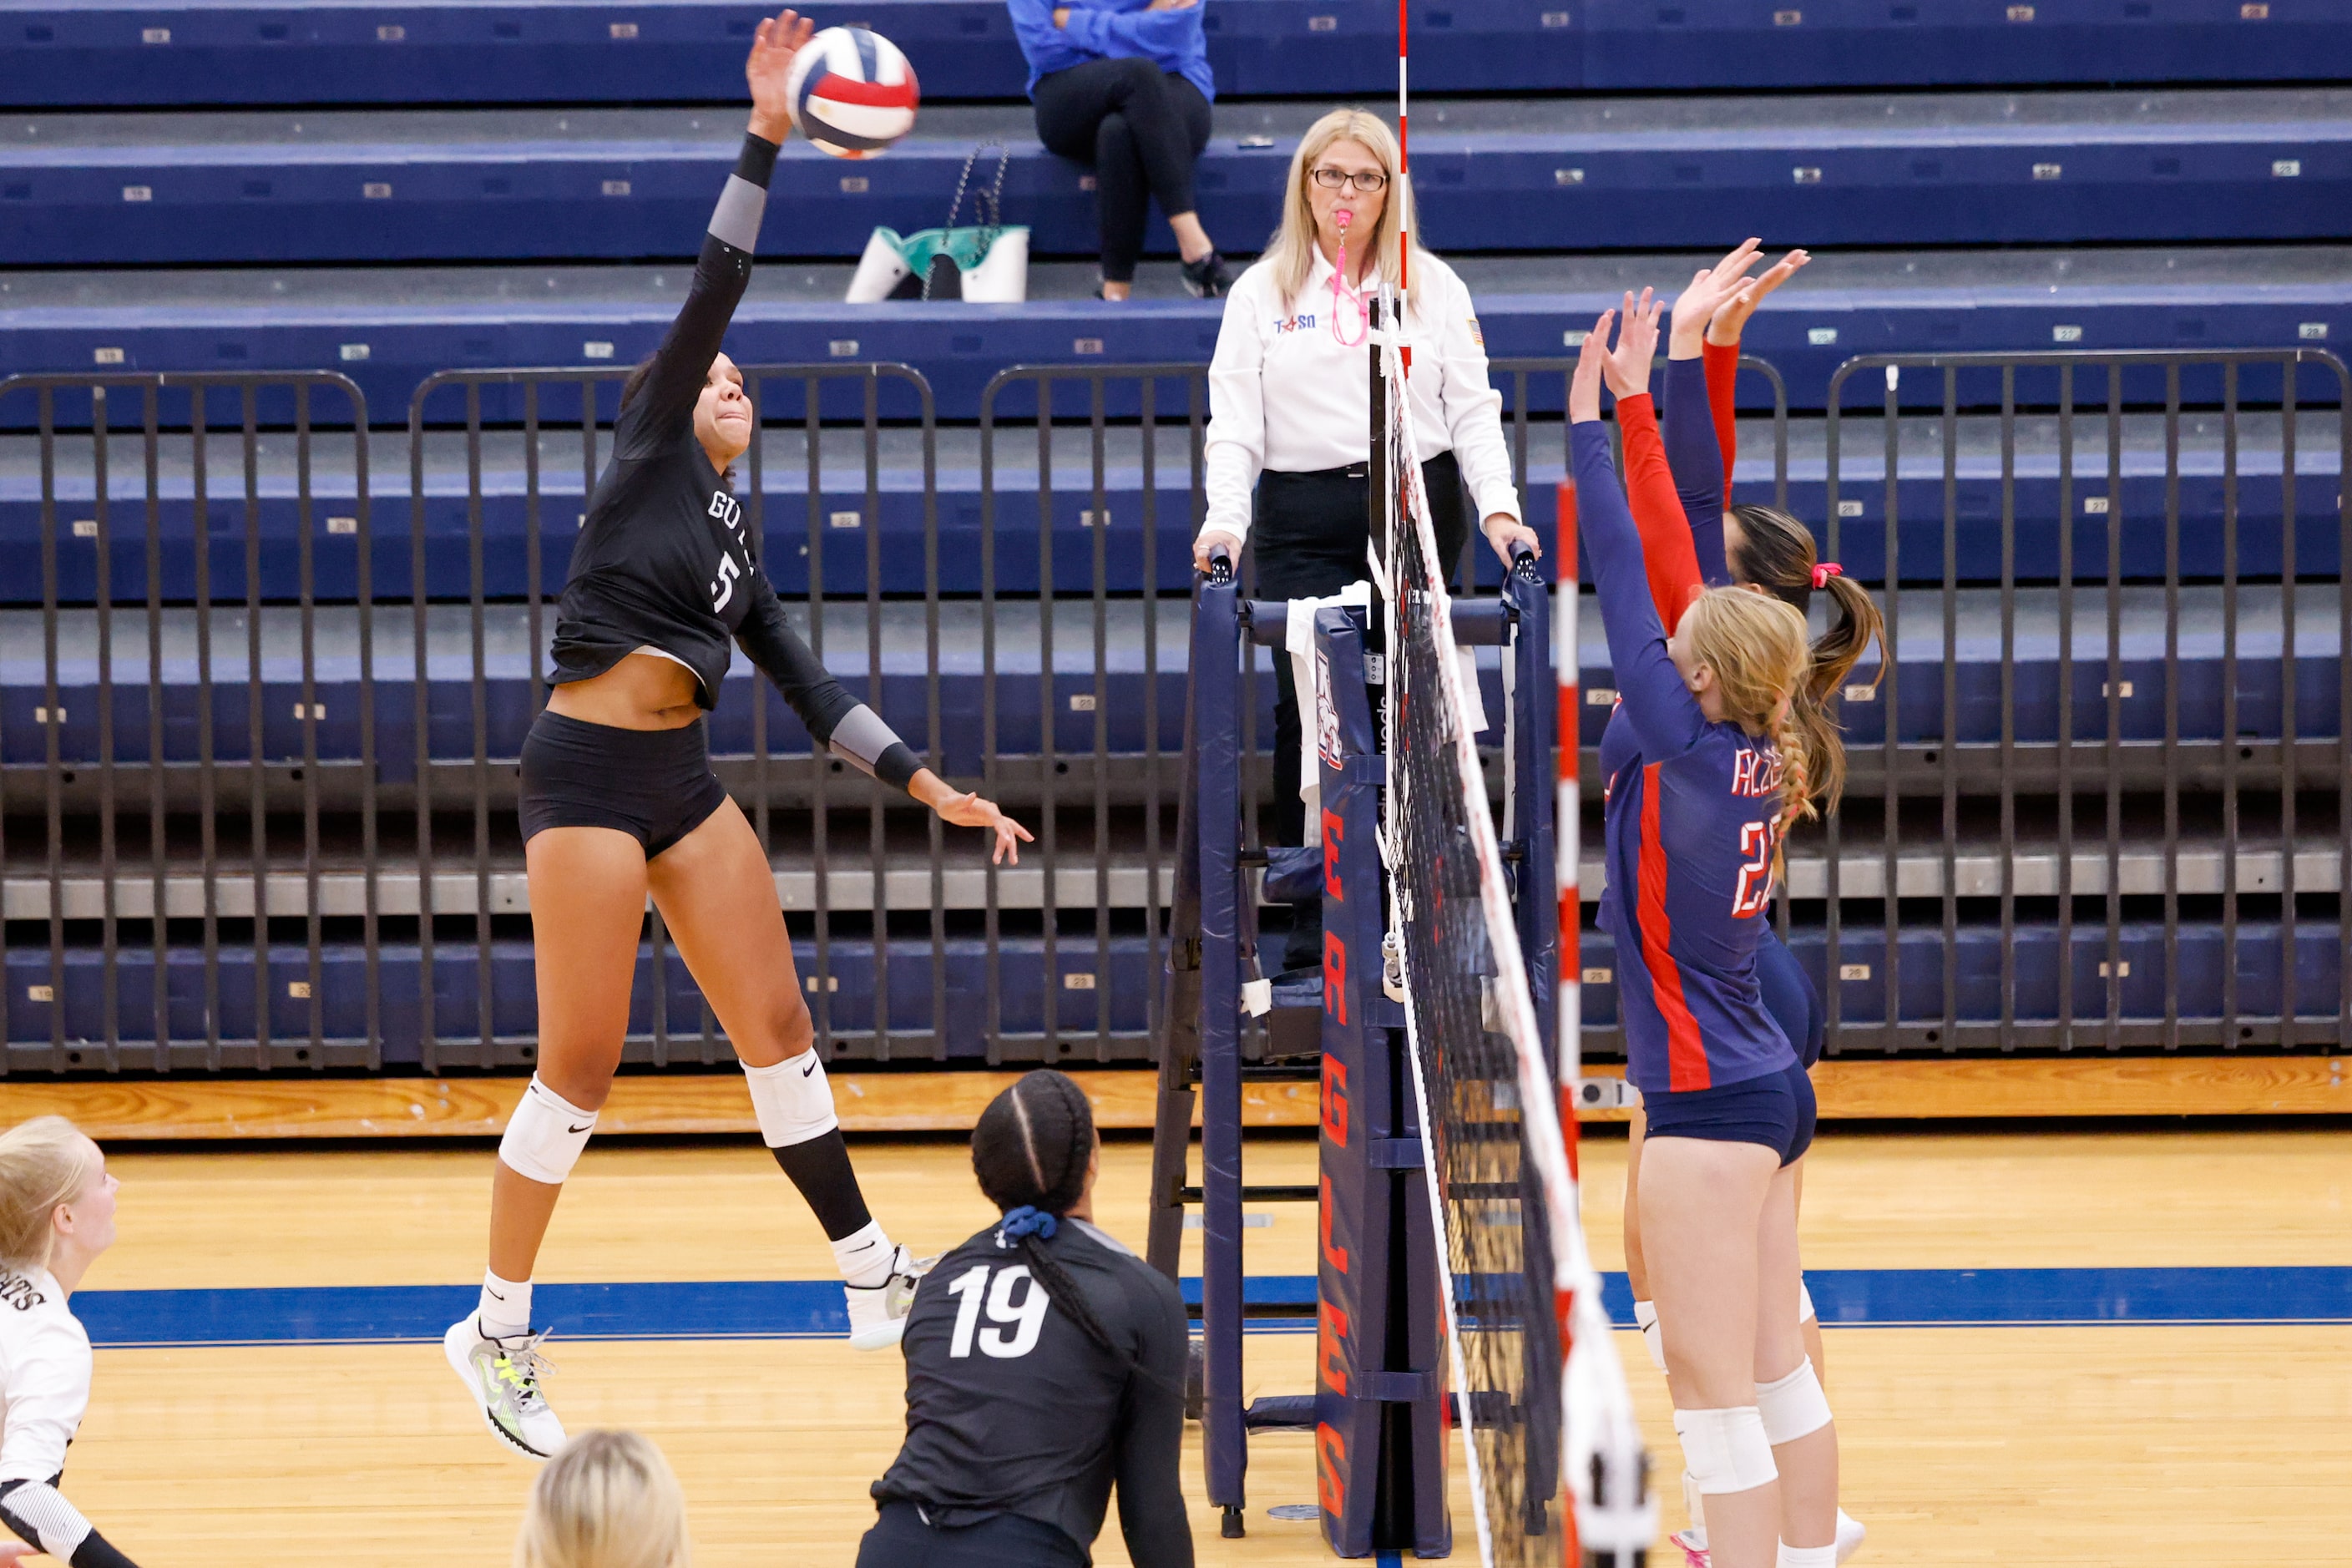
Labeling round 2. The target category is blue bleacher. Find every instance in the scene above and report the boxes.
[5,252,2344,427]
[12,918,2338,1060]
[0,580,2334,781]
[5,2,2343,107]
[8,93,2344,266]
[1577,922,2348,1036]
[1,934,1159,1060]
[1,409,2334,605]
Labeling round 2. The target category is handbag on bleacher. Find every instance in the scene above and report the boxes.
[845,144,1029,304]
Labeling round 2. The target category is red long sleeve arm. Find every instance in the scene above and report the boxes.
[1618,394,1704,633]
[1703,340,1741,483]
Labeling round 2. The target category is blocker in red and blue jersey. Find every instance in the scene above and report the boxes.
[1576,411,1798,1098]
[784,26,921,160]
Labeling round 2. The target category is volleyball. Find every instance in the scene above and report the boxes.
[785,26,920,160]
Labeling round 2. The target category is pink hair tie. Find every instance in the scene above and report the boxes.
[1810,562,1843,590]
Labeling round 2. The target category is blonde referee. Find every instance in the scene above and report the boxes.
[1191,108,1536,973]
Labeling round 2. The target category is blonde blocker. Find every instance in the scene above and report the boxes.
[1677,587,1815,856]
[0,1117,97,1273]
[1262,109,1423,317]
[513,1429,690,1568]
[1727,502,1888,813]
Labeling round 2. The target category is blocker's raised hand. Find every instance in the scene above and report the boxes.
[1569,311,1614,425]
[1669,240,1764,357]
[1707,247,1810,346]
[1601,289,1663,400]
[746,8,817,143]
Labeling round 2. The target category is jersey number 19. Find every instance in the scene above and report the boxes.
[943,1263,1049,1359]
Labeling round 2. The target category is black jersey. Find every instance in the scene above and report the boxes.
[548,133,921,792]
[874,1219,1194,1568]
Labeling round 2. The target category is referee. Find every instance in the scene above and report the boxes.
[1191,109,1535,972]
[859,1071,1191,1568]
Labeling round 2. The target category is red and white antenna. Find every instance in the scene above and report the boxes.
[1395,0,1410,373]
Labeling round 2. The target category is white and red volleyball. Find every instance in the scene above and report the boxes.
[785,26,920,160]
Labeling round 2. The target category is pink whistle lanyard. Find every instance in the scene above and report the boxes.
[1328,213,1370,348]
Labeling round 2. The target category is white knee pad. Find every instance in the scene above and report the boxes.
[1757,1358,1834,1445]
[498,1075,597,1185]
[1633,1300,1666,1372]
[1672,1405,1777,1495]
[742,1050,838,1148]
[1798,1280,1818,1324]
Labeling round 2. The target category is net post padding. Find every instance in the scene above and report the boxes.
[1377,314,1651,1565]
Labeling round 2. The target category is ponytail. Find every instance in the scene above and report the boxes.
[970,1071,1135,1371]
[1727,504,1887,815]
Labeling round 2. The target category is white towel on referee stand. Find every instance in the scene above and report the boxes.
[1286,580,1484,827]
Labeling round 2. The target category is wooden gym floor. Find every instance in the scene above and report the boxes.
[49,1122,2350,1565]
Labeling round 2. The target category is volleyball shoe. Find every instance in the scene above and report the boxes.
[443,1315,566,1460]
[846,1244,934,1349]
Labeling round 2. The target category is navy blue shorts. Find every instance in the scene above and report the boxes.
[518,709,729,859]
[1643,1060,1817,1166]
[855,1501,1089,1568]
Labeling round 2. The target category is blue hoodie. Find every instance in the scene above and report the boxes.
[1007,0,1215,103]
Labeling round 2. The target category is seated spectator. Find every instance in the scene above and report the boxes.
[513,1429,690,1568]
[1008,0,1235,301]
[857,1070,1192,1567]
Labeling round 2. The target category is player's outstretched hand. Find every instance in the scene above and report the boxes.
[1707,247,1809,346]
[0,1542,36,1563]
[1569,311,1613,424]
[1669,240,1763,356]
[935,791,1035,865]
[746,8,817,144]
[1600,290,1662,400]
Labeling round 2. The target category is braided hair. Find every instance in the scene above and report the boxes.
[969,1070,1129,1365]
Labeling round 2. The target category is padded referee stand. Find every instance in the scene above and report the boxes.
[1146,559,1554,1556]
[1308,599,1451,1559]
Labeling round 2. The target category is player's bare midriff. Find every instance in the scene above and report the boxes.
[544,651,705,731]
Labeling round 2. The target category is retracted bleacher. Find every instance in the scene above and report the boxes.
[0,0,2346,1090]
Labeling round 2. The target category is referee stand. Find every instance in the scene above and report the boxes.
[1146,541,1557,1556]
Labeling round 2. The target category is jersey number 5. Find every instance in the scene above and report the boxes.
[1732,820,1775,918]
[943,1263,1050,1360]
[709,553,741,613]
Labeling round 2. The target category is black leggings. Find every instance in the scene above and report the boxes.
[1032,57,1212,283]
[1255,452,1471,853]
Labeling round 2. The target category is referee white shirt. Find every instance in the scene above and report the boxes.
[1197,245,1525,550]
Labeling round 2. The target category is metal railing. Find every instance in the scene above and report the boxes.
[3,347,2347,1070]
[1809,347,2352,1054]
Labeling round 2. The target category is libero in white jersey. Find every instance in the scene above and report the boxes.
[0,1117,139,1568]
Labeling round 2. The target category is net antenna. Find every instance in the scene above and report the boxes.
[1373,306,1653,1565]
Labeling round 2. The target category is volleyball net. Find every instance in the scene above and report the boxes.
[1375,313,1655,1567]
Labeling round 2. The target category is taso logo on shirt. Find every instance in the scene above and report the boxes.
[1273,313,1318,335]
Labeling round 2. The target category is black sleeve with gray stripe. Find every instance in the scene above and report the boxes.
[614,132,779,458]
[736,573,925,792]
[0,1479,140,1568]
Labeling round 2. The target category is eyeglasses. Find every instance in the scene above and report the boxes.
[1310,167,1389,193]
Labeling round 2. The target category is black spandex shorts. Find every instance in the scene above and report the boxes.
[854,1501,1089,1568]
[1643,1060,1816,1167]
[518,709,729,857]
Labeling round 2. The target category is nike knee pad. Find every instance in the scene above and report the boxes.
[743,1050,838,1148]
[498,1075,598,1185]
[1758,1358,1834,1445]
[1633,1300,1666,1372]
[1672,1405,1777,1495]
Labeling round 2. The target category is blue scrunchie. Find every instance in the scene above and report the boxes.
[996,1206,1060,1245]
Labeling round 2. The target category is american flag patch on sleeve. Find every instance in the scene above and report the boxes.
[1468,316,1485,347]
